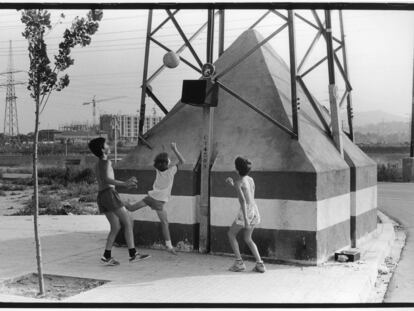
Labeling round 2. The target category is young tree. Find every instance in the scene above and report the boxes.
[20,9,103,296]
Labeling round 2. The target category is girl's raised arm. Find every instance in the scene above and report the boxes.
[171,142,185,166]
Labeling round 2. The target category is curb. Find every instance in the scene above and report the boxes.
[358,210,397,302]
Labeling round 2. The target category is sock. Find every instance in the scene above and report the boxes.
[128,248,136,257]
[165,240,173,249]
[103,250,111,259]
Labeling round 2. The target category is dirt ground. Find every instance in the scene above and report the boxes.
[0,170,98,216]
[0,188,32,216]
[0,273,108,300]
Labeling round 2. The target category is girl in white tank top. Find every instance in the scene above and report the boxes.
[225,157,266,273]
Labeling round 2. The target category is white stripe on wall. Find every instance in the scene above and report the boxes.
[120,194,199,224]
[121,188,375,230]
[351,185,377,217]
[316,193,350,231]
[211,194,351,231]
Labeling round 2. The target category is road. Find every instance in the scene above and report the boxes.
[378,182,414,302]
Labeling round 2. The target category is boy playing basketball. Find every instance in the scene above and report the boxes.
[88,137,150,265]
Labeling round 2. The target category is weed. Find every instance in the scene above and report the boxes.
[37,167,96,185]
[38,167,66,182]
[11,178,31,186]
[63,201,99,215]
[0,184,27,191]
[73,167,95,184]
[49,183,64,191]
[64,182,97,199]
[12,194,99,216]
[377,163,402,182]
[78,193,96,203]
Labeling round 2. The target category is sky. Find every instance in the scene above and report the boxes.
[0,2,413,134]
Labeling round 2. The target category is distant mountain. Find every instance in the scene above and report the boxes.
[347,110,410,145]
[352,110,408,127]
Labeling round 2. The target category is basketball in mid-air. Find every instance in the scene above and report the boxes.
[163,51,180,68]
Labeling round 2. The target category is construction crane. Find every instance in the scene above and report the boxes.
[82,95,126,127]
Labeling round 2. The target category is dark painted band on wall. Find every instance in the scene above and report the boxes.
[116,167,374,201]
[210,226,320,262]
[317,218,350,260]
[351,208,378,240]
[350,166,377,192]
[208,170,350,201]
[211,171,318,201]
[344,151,377,192]
[116,220,199,250]
[211,219,354,263]
[124,216,375,263]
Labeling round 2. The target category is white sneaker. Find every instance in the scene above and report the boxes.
[100,256,120,266]
[129,253,151,263]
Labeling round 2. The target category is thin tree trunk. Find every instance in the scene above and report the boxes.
[33,94,45,296]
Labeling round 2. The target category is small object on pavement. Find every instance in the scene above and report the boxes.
[337,254,348,262]
[335,248,360,262]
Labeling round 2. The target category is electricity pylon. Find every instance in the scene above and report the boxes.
[1,41,25,141]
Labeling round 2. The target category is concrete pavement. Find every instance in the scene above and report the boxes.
[378,182,414,302]
[0,213,398,303]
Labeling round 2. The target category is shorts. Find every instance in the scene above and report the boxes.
[97,187,124,214]
[143,195,166,211]
[234,203,261,226]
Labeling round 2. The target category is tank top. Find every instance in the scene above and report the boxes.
[241,176,255,205]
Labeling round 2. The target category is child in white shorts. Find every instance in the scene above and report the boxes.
[126,142,185,255]
[225,157,265,273]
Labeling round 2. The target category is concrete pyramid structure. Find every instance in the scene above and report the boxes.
[116,29,376,264]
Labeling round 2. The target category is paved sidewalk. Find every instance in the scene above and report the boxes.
[0,213,397,303]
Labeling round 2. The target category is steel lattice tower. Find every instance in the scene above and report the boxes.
[3,40,19,138]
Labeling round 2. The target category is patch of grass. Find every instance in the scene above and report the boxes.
[63,182,97,200]
[11,178,32,186]
[0,190,6,196]
[4,168,32,174]
[32,195,61,212]
[5,166,100,216]
[37,167,96,185]
[39,184,65,194]
[12,193,99,216]
[0,183,27,191]
[40,187,50,195]
[38,167,67,182]
[378,163,402,182]
[49,183,65,191]
[78,193,96,203]
[12,195,63,216]
[64,201,99,215]
[10,205,31,216]
[72,167,95,184]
